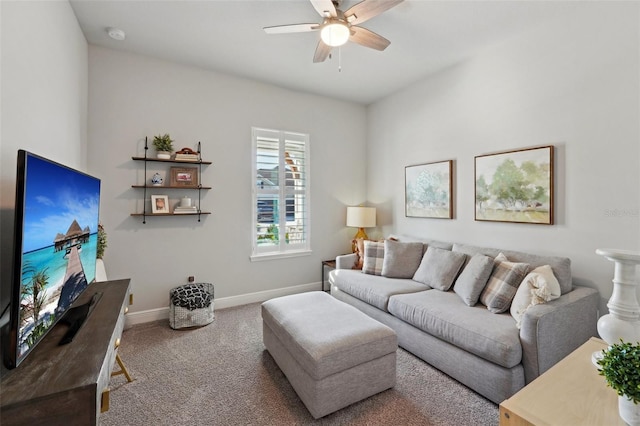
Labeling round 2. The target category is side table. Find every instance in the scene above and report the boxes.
[321,259,336,291]
[499,337,624,425]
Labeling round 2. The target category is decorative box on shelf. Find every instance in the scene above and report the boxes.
[175,153,200,161]
[174,147,200,162]
[174,206,199,214]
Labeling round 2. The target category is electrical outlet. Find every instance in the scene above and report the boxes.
[188,276,195,282]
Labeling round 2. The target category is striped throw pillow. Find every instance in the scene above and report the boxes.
[480,253,530,313]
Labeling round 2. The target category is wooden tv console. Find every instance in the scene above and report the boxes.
[0,279,131,425]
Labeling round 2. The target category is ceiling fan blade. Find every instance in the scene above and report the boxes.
[313,40,332,63]
[349,26,390,51]
[264,23,319,34]
[345,0,403,25]
[310,0,337,18]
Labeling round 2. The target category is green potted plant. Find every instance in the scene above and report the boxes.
[96,223,107,260]
[597,340,640,425]
[153,133,174,159]
[95,223,108,282]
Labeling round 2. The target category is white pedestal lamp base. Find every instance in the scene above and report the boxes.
[592,248,640,366]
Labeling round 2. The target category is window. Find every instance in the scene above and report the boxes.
[251,127,310,260]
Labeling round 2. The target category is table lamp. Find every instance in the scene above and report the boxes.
[346,206,376,247]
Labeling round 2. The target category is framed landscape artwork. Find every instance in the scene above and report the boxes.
[405,160,453,219]
[475,145,554,225]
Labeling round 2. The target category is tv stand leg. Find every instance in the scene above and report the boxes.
[111,354,133,383]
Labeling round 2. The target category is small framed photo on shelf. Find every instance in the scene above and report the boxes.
[151,195,170,214]
[170,167,198,187]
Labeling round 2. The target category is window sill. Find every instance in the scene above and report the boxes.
[250,250,312,262]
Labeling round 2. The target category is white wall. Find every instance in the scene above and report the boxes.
[4,1,637,324]
[366,2,640,313]
[0,1,88,312]
[87,47,366,316]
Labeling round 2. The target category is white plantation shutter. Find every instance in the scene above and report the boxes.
[252,127,311,259]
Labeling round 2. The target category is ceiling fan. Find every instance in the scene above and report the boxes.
[264,0,403,63]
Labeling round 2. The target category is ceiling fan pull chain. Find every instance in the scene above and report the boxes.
[338,46,342,72]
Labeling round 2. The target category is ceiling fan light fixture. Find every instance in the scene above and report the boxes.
[320,22,350,47]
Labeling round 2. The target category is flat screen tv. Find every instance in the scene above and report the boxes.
[3,150,101,369]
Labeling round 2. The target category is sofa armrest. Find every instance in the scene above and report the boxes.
[519,285,599,384]
[336,253,357,270]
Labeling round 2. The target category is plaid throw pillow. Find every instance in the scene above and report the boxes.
[480,253,529,313]
[362,240,385,275]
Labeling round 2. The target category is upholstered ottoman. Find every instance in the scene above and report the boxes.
[261,291,397,419]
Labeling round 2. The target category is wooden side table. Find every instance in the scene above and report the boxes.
[499,337,624,426]
[321,259,336,291]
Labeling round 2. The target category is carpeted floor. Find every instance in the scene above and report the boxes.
[101,302,498,425]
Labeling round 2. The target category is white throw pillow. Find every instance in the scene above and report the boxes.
[510,265,561,328]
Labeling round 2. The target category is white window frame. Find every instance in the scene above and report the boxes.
[251,127,311,261]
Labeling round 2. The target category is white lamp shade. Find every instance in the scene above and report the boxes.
[346,206,376,228]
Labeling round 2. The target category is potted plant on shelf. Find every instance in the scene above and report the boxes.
[597,340,640,425]
[153,133,174,159]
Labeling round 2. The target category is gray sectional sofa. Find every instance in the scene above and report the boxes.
[328,237,600,404]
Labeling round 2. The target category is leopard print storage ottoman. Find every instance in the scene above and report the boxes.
[169,283,215,329]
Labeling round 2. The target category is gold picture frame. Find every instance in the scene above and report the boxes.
[170,167,198,188]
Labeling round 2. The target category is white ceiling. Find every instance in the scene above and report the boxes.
[69,0,577,105]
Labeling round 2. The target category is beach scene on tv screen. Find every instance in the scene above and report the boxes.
[18,154,100,357]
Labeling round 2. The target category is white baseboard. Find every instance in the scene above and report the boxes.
[125,281,322,328]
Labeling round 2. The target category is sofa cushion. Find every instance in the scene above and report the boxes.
[362,240,385,275]
[452,243,572,294]
[453,254,494,306]
[480,253,530,313]
[424,240,455,251]
[510,265,561,328]
[329,269,429,312]
[382,239,424,279]
[413,246,467,291]
[389,234,453,254]
[388,290,522,368]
